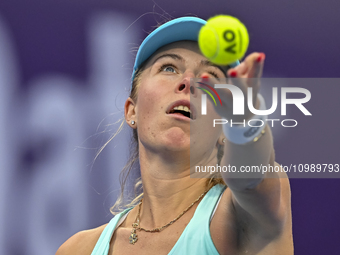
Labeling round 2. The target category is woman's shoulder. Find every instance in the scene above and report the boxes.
[56,223,108,255]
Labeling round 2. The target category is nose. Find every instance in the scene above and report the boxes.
[176,72,197,97]
[177,75,209,98]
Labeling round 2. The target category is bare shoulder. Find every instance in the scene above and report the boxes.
[56,223,108,255]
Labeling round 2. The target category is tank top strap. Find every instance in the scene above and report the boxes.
[91,207,133,255]
[168,184,227,255]
[193,183,226,221]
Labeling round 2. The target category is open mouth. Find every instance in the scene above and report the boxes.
[169,105,192,119]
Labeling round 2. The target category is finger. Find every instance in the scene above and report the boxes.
[253,52,265,78]
[225,53,266,117]
[233,62,248,76]
[243,52,265,79]
[225,68,248,106]
[226,66,248,94]
[245,53,265,108]
[226,52,260,78]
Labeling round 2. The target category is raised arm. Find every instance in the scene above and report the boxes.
[217,53,293,251]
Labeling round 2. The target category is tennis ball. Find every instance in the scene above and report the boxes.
[198,15,249,65]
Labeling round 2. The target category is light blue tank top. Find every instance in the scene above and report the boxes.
[91,184,227,255]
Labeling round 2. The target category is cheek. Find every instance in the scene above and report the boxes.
[135,81,169,136]
[137,86,161,116]
[137,78,170,113]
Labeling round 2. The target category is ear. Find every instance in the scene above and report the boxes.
[216,134,226,146]
[125,97,137,128]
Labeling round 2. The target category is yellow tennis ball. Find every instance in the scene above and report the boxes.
[198,15,249,65]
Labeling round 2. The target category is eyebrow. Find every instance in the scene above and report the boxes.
[152,53,184,65]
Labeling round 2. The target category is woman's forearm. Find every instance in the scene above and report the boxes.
[220,124,274,191]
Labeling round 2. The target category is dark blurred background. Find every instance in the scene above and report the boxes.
[0,0,339,254]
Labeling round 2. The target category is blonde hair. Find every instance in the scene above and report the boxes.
[108,55,226,216]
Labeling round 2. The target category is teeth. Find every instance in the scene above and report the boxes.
[173,105,191,113]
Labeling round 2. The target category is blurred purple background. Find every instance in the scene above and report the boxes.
[0,0,339,254]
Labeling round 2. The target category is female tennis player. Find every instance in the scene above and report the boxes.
[57,16,293,255]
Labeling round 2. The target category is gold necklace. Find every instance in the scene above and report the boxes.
[129,188,210,244]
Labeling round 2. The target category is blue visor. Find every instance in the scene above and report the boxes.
[131,16,240,83]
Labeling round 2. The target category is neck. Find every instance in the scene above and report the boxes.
[139,180,208,229]
[136,146,209,229]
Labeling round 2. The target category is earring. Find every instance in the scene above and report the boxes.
[222,138,226,143]
[131,120,135,125]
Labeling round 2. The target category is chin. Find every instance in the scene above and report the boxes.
[163,129,189,142]
[164,140,190,151]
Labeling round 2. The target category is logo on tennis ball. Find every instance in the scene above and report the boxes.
[199,15,249,65]
[223,30,238,54]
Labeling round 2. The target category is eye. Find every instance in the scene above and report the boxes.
[208,71,219,79]
[164,66,176,72]
[202,71,220,80]
[159,64,177,74]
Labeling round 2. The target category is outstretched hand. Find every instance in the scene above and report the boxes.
[213,52,266,122]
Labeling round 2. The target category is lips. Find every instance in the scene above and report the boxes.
[166,99,196,120]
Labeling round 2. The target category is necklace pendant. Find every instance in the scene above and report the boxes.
[130,223,139,245]
[129,230,138,244]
